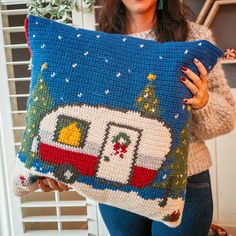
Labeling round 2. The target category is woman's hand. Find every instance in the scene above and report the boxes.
[37,177,71,192]
[181,58,209,110]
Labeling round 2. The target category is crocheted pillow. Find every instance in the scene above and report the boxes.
[12,15,223,227]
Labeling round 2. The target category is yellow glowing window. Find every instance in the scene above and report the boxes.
[54,115,90,148]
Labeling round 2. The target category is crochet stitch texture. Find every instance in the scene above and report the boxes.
[12,15,223,227]
[129,22,236,177]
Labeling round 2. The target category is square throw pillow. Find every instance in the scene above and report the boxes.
[12,15,223,227]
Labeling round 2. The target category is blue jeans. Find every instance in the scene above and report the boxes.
[98,170,213,236]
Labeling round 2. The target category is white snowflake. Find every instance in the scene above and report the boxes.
[33,34,36,38]
[182,104,185,110]
[65,78,69,83]
[116,72,121,77]
[159,56,163,60]
[77,34,81,38]
[41,44,46,49]
[72,63,77,68]
[198,42,202,46]
[162,174,167,179]
[96,35,101,38]
[64,170,73,180]
[60,97,64,100]
[40,79,43,82]
[84,51,89,56]
[105,59,109,63]
[58,35,63,40]
[184,49,189,54]
[140,44,144,48]
[208,65,212,69]
[128,68,132,73]
[51,72,56,78]
[35,21,38,25]
[105,89,109,94]
[175,113,179,119]
[122,38,127,42]
[77,92,82,97]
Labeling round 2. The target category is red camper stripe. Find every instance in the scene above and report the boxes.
[39,142,98,176]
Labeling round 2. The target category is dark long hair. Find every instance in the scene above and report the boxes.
[97,0,194,42]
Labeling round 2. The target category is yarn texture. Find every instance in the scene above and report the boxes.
[12,15,223,227]
[129,22,236,177]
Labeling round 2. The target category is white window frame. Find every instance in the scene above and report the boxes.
[0,4,24,235]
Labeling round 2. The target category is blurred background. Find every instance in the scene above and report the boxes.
[0,0,235,235]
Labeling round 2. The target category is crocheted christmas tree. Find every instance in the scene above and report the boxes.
[135,73,160,118]
[21,63,55,168]
[154,118,191,207]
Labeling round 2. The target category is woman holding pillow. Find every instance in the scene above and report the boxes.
[37,0,236,235]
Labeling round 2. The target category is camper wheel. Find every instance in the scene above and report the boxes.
[54,164,79,184]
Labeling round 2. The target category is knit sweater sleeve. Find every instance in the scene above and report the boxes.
[190,25,236,140]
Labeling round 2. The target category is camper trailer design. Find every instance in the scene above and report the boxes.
[33,104,172,188]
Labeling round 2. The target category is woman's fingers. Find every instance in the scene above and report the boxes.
[47,178,64,192]
[193,58,208,85]
[181,58,209,110]
[181,65,202,89]
[37,178,70,192]
[184,93,209,110]
[180,76,199,95]
[37,179,53,192]
[184,97,199,105]
[37,177,71,192]
[57,181,70,191]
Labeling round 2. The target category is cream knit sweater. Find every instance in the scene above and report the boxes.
[128,21,236,176]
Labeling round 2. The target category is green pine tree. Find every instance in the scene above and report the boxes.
[135,73,160,118]
[21,63,55,168]
[152,118,191,207]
